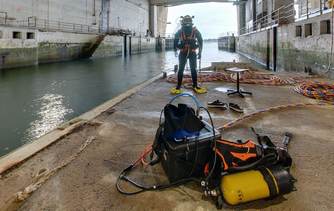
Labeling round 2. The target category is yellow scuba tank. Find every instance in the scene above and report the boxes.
[221,167,296,205]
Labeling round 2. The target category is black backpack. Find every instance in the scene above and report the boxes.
[151,103,204,163]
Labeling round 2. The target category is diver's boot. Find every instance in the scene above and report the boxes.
[170,87,183,95]
[193,86,207,94]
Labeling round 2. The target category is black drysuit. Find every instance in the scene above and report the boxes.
[174,27,203,89]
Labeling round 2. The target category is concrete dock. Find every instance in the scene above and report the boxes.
[1,70,334,210]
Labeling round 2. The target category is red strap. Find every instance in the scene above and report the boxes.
[214,148,229,171]
[190,28,195,39]
[180,28,196,41]
[230,151,258,161]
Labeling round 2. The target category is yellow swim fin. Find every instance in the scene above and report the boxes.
[170,87,183,95]
[193,86,207,94]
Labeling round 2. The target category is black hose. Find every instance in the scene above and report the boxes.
[198,106,217,182]
[116,164,199,195]
[188,135,200,177]
[227,153,277,172]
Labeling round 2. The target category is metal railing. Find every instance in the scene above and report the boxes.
[297,0,331,19]
[0,16,99,34]
[240,3,295,35]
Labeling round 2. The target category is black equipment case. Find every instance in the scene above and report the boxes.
[160,120,220,182]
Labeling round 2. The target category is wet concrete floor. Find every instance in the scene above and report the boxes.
[1,76,334,210]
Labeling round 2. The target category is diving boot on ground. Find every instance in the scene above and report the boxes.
[229,103,243,113]
[193,86,207,94]
[170,87,183,95]
[208,100,228,110]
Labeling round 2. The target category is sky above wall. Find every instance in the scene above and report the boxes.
[165,2,237,39]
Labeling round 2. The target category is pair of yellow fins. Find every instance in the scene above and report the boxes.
[170,86,207,95]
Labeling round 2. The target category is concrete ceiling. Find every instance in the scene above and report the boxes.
[150,0,244,6]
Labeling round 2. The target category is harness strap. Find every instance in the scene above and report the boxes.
[179,27,198,53]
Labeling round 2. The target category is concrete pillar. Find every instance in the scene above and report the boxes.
[237,3,246,34]
[267,0,273,22]
[252,0,257,30]
[149,5,158,37]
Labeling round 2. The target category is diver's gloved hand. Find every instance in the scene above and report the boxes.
[197,53,202,59]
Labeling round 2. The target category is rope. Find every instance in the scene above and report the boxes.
[294,81,334,102]
[4,136,96,211]
[168,70,334,102]
[218,102,332,130]
[167,70,307,86]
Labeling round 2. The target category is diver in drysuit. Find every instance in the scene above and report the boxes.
[170,15,207,94]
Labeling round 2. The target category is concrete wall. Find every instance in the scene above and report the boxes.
[92,35,123,58]
[0,26,100,69]
[93,35,156,58]
[0,26,38,68]
[0,0,149,34]
[38,31,98,63]
[0,0,99,26]
[237,12,334,77]
[237,29,272,68]
[0,0,168,69]
[109,0,149,35]
[277,12,334,77]
[237,2,246,34]
[139,37,156,52]
[157,6,168,36]
[0,27,159,69]
[218,36,236,52]
[0,0,167,37]
[245,0,253,28]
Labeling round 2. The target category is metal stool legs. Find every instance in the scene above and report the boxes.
[227,72,252,98]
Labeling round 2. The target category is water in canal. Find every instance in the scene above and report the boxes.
[0,42,249,157]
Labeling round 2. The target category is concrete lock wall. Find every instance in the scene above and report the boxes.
[0,26,38,68]
[93,35,156,58]
[277,12,334,77]
[0,0,164,36]
[0,0,99,26]
[237,29,273,68]
[38,32,98,63]
[0,25,101,69]
[218,36,236,52]
[109,0,150,36]
[0,0,168,69]
[92,35,123,58]
[237,12,334,77]
[129,37,156,54]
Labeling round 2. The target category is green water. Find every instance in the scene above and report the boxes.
[0,42,247,157]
